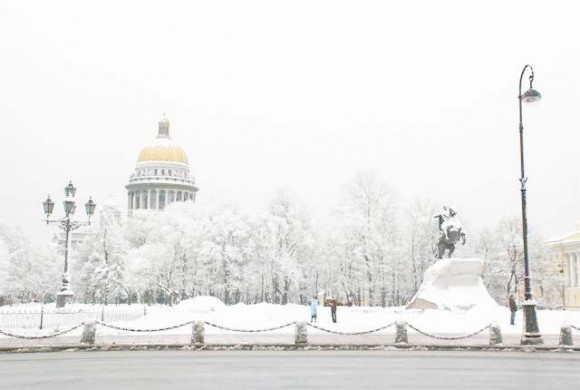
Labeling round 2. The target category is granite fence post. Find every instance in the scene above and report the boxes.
[191,321,205,345]
[395,321,408,344]
[559,323,573,346]
[80,321,97,344]
[489,322,503,345]
[295,322,308,345]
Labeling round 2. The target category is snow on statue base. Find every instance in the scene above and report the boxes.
[406,258,498,311]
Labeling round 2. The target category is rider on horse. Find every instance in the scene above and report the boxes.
[434,205,466,259]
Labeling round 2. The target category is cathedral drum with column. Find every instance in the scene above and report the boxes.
[126,114,199,214]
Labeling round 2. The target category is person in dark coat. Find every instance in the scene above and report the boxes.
[328,298,338,323]
[508,294,517,325]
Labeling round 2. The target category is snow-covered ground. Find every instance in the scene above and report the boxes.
[119,300,578,336]
[1,297,579,341]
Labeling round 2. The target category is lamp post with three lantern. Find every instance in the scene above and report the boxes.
[43,181,96,308]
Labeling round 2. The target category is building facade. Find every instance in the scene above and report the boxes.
[546,229,580,309]
[126,115,198,214]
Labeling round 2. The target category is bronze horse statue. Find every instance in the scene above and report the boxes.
[434,214,466,259]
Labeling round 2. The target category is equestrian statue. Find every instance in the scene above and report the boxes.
[433,205,466,259]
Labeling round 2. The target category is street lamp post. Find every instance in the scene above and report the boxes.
[517,64,543,345]
[43,181,96,308]
[558,261,565,310]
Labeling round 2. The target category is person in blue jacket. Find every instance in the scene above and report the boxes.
[310,296,319,323]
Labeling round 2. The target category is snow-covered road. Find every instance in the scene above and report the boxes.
[1,350,579,390]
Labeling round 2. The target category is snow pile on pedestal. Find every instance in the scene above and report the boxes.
[406,258,498,311]
[176,296,225,313]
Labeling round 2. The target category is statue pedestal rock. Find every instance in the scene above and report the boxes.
[406,258,498,311]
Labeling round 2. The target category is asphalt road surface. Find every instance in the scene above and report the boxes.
[1,350,579,390]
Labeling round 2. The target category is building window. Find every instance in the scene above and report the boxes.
[162,169,165,176]
[155,169,158,176]
[168,191,174,204]
[177,191,182,201]
[142,191,148,210]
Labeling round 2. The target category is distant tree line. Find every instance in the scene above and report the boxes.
[0,172,559,307]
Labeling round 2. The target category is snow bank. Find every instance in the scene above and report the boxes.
[176,296,226,313]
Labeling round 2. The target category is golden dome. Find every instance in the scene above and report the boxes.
[136,115,189,164]
[137,138,189,164]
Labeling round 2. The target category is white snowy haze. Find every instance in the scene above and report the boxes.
[1,0,580,242]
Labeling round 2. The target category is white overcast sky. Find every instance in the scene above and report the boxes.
[1,0,579,242]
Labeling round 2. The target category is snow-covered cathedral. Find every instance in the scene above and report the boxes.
[126,115,199,214]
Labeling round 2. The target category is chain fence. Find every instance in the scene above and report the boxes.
[95,320,195,333]
[306,322,395,336]
[0,318,498,345]
[204,321,296,333]
[406,323,491,341]
[0,323,85,340]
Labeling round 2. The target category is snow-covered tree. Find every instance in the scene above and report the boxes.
[475,217,556,307]
[403,199,439,295]
[193,203,254,304]
[75,226,128,304]
[0,224,60,304]
[332,172,401,306]
[258,191,313,304]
